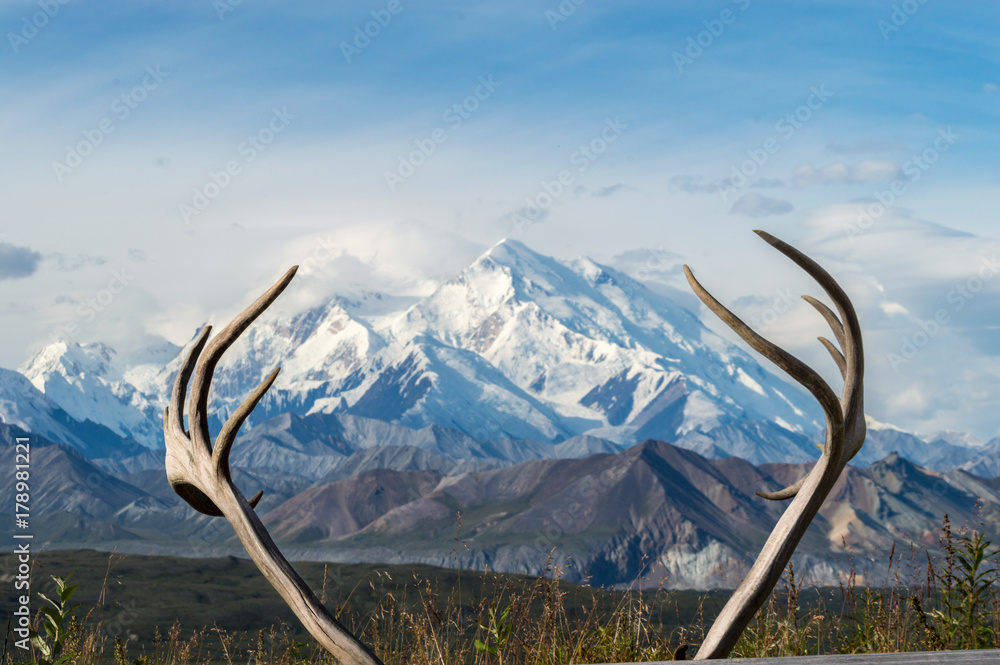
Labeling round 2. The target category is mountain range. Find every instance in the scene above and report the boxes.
[5,239,998,475]
[2,238,999,588]
[3,422,997,590]
[14,239,827,462]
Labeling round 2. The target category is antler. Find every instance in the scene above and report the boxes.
[163,266,384,665]
[684,230,865,659]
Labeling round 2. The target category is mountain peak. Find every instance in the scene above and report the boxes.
[21,340,118,388]
[926,429,984,448]
[477,237,555,279]
[864,414,906,433]
[870,450,920,473]
[486,237,531,255]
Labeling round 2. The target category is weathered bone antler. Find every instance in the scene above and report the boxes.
[163,266,384,665]
[685,230,865,660]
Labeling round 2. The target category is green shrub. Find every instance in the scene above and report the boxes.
[29,573,82,665]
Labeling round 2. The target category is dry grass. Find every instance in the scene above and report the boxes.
[5,512,997,664]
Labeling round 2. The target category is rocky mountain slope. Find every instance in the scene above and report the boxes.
[7,430,996,590]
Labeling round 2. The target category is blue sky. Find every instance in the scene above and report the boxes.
[2,0,999,439]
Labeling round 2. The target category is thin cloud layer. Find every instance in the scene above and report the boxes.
[793,161,902,187]
[670,175,723,194]
[730,192,794,218]
[825,140,908,155]
[592,183,630,198]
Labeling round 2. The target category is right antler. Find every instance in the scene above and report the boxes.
[164,266,384,665]
[684,230,866,659]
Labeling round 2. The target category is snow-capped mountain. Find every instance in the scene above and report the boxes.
[334,239,824,459]
[19,340,177,448]
[0,367,143,458]
[15,240,835,462]
[856,416,999,474]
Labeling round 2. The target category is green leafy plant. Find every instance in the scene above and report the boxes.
[929,517,998,649]
[474,604,514,664]
[29,573,82,665]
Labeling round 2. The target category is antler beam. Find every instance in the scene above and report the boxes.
[163,266,384,665]
[685,230,866,659]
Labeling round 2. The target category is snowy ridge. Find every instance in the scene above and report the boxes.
[18,342,171,449]
[14,239,832,462]
[0,367,141,458]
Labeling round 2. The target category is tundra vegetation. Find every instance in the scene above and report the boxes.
[4,513,998,664]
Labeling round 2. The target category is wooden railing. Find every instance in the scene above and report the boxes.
[598,649,1000,664]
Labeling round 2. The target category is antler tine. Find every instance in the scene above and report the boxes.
[802,295,846,350]
[683,266,842,422]
[164,326,212,443]
[214,366,281,480]
[690,231,866,660]
[753,231,864,404]
[163,266,385,665]
[801,296,848,379]
[188,266,298,453]
[755,475,807,501]
[685,263,846,503]
[817,337,847,379]
[754,230,866,463]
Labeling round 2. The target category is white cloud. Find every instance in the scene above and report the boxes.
[263,219,486,315]
[49,253,108,271]
[670,174,728,194]
[879,301,909,316]
[793,160,902,187]
[797,204,1000,440]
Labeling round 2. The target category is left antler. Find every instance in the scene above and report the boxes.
[163,266,385,665]
[685,230,866,659]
